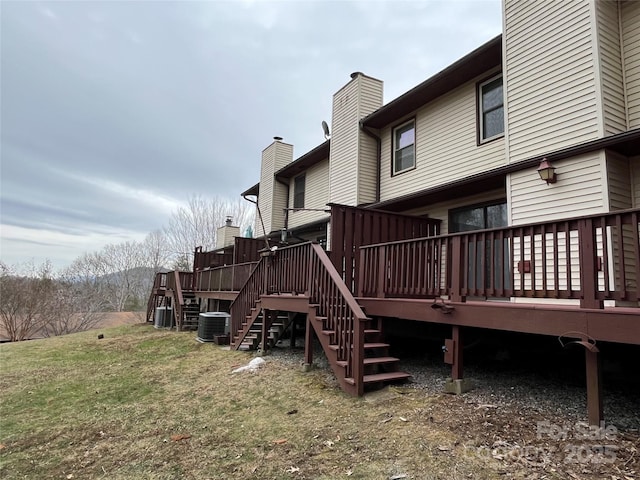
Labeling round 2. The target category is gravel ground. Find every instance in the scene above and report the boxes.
[269,338,640,433]
[263,337,640,478]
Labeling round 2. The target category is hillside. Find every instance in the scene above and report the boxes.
[0,326,638,479]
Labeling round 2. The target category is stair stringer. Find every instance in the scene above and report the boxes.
[307,305,360,396]
[231,300,263,350]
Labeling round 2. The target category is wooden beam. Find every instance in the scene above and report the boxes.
[357,297,640,345]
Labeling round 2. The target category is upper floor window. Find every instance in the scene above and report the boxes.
[479,75,504,143]
[293,174,305,209]
[393,119,415,175]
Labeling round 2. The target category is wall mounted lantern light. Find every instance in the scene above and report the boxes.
[537,158,557,184]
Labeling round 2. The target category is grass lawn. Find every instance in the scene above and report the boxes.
[0,324,505,479]
[2,324,638,479]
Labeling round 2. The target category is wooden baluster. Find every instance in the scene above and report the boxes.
[578,218,604,309]
[450,236,465,303]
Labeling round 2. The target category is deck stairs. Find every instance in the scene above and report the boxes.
[146,290,164,322]
[233,307,294,351]
[229,242,411,396]
[180,292,201,331]
[308,309,410,394]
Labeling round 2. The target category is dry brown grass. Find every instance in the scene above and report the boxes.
[0,324,507,479]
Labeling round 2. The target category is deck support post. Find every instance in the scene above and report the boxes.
[451,325,463,380]
[303,315,313,371]
[585,348,603,426]
[444,325,473,394]
[260,309,270,353]
[290,316,297,349]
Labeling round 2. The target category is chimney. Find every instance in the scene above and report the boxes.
[328,72,383,206]
[216,218,240,249]
[255,137,294,237]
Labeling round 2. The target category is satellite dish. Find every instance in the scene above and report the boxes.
[321,120,331,140]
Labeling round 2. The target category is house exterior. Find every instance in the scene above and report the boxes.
[148,0,639,425]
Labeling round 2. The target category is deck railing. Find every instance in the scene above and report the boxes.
[359,209,639,308]
[266,244,313,295]
[164,270,195,328]
[229,258,268,340]
[229,242,367,392]
[308,243,367,389]
[152,272,168,290]
[194,261,259,292]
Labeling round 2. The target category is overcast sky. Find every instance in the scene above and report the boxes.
[1,0,501,270]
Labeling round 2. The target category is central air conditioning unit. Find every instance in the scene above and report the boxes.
[197,312,230,342]
[154,306,173,329]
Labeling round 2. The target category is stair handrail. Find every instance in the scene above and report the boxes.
[164,270,186,330]
[308,243,367,393]
[229,258,267,346]
[228,242,368,392]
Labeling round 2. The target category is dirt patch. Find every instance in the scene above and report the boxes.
[95,311,147,329]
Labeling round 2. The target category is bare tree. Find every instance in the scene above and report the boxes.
[142,230,171,273]
[163,195,254,268]
[39,277,106,338]
[66,241,153,312]
[0,261,54,341]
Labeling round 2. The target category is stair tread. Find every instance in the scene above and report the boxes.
[336,356,400,367]
[362,342,389,348]
[321,329,379,335]
[328,342,389,351]
[345,372,412,385]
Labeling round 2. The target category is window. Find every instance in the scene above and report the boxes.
[393,120,415,174]
[293,174,305,209]
[450,201,507,233]
[479,75,504,142]
[450,201,510,292]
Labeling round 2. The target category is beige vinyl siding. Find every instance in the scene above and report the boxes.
[271,180,288,234]
[256,145,275,237]
[215,225,240,249]
[403,189,505,235]
[606,150,632,210]
[358,131,378,205]
[379,73,506,203]
[504,0,599,163]
[275,142,293,170]
[329,74,383,206]
[255,141,293,236]
[271,142,294,234]
[632,155,640,207]
[357,79,383,205]
[622,0,640,129]
[509,151,607,225]
[604,151,636,299]
[287,159,330,230]
[597,0,627,134]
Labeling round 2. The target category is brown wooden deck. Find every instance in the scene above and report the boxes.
[145,205,639,424]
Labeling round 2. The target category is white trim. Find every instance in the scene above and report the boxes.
[478,73,505,144]
[392,119,416,175]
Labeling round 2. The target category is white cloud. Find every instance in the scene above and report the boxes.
[0,224,145,270]
[69,175,186,213]
[38,6,58,20]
